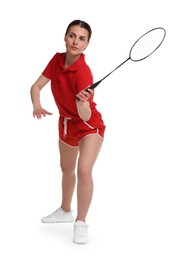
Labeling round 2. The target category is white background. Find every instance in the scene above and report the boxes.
[0,0,187,259]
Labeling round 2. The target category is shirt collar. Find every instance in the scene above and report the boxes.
[58,53,85,71]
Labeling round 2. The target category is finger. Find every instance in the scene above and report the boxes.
[37,112,42,119]
[33,111,40,119]
[78,93,86,100]
[87,89,94,95]
[76,91,89,101]
[36,114,40,119]
[41,110,53,117]
[76,96,85,102]
[83,90,89,95]
[76,96,84,101]
[45,111,53,115]
[42,111,46,117]
[81,91,90,99]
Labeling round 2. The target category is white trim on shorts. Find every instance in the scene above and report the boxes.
[78,129,104,144]
[59,132,103,148]
[59,138,79,148]
[59,120,104,148]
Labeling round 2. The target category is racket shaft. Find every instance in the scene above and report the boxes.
[86,57,131,92]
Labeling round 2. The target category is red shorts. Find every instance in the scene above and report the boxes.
[59,111,105,147]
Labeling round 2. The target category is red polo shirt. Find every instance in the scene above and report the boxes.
[42,52,96,119]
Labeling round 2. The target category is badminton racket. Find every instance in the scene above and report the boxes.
[86,27,166,92]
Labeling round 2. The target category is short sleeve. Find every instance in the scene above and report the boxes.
[76,69,94,102]
[42,53,60,79]
[76,68,93,93]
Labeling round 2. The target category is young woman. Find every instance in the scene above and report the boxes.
[30,20,105,244]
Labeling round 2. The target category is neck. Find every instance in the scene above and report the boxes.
[65,53,82,68]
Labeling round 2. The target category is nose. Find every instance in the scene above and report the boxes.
[73,37,78,45]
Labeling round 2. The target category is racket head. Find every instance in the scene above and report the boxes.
[129,27,166,62]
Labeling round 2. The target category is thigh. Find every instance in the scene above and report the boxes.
[78,135,103,170]
[59,139,79,173]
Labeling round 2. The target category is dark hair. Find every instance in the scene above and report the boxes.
[65,20,92,41]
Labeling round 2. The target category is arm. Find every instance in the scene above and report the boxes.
[30,74,53,119]
[76,89,94,121]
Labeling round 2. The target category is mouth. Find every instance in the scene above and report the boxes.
[70,46,78,51]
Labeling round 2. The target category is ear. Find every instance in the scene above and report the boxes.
[84,42,89,49]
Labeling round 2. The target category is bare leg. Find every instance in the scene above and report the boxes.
[76,135,103,221]
[59,140,79,212]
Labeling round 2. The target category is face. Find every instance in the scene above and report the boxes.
[64,25,89,56]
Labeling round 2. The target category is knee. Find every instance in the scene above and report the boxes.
[60,161,75,176]
[77,166,92,184]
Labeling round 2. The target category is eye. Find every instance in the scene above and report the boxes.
[69,33,74,38]
[80,36,86,42]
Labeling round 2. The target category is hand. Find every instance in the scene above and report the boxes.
[33,107,53,119]
[76,88,94,102]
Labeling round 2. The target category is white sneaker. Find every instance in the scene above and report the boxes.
[41,208,74,223]
[73,221,89,244]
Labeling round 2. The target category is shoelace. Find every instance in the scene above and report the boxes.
[74,222,88,234]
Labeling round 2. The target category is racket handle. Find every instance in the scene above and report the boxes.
[85,80,102,92]
[76,80,102,100]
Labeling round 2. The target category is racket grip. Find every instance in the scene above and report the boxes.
[85,81,101,93]
[76,80,102,100]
